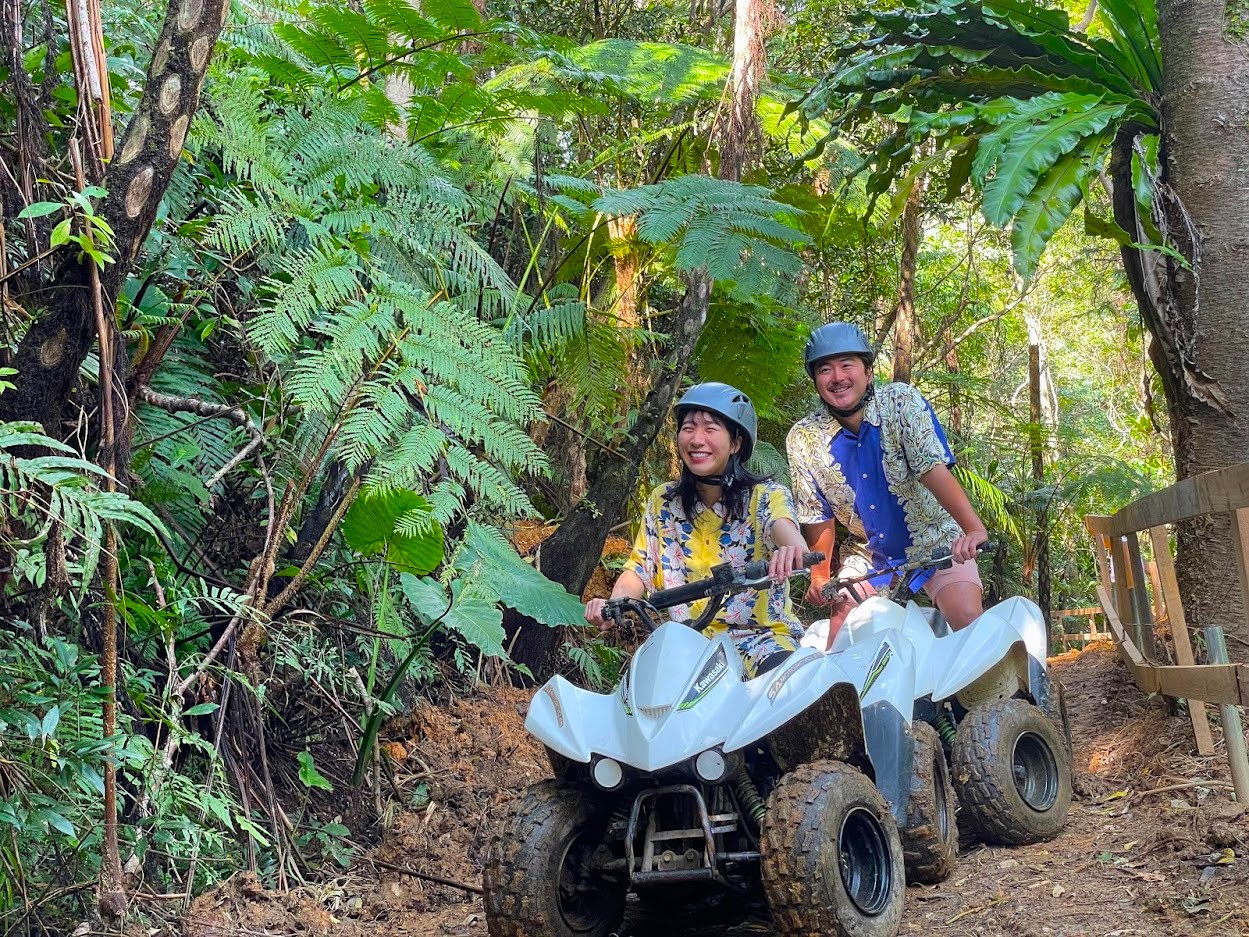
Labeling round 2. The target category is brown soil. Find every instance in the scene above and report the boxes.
[174,641,1249,937]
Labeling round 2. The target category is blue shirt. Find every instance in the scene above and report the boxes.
[786,383,962,589]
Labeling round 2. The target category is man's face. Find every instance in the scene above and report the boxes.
[813,354,871,411]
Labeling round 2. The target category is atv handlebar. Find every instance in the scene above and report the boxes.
[821,540,996,602]
[604,551,825,632]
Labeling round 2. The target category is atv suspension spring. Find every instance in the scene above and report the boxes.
[934,710,958,747]
[731,768,766,827]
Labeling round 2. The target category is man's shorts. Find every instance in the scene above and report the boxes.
[922,557,983,601]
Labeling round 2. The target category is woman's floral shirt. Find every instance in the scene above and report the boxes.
[625,481,803,641]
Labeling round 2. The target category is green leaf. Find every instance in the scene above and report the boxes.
[17,201,64,219]
[184,702,220,717]
[452,521,585,627]
[342,489,445,574]
[400,574,507,657]
[1010,146,1093,280]
[235,813,271,846]
[297,751,334,791]
[981,99,1122,226]
[49,218,72,247]
[34,808,75,838]
[40,705,60,739]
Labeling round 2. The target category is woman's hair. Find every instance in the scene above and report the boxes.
[667,408,771,522]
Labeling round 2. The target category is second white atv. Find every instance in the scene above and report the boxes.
[484,552,911,937]
[805,545,1073,862]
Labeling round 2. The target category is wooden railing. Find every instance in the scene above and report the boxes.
[1086,461,1249,802]
[1049,606,1106,648]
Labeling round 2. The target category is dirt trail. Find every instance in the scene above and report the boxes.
[180,642,1249,937]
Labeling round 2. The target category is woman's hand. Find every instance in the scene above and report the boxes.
[584,598,613,632]
[768,544,806,583]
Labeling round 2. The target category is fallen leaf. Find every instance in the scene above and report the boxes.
[1052,884,1065,898]
[1217,848,1236,865]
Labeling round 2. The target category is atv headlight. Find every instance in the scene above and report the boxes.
[694,748,728,784]
[591,756,623,791]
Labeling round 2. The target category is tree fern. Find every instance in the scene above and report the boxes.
[0,423,165,590]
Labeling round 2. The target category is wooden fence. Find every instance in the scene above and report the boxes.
[1049,606,1106,648]
[1085,461,1249,802]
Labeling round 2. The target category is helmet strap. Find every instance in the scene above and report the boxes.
[824,383,876,419]
[690,452,739,489]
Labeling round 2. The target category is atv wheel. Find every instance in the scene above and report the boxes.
[1039,678,1074,762]
[761,760,905,937]
[952,698,1072,846]
[900,722,957,884]
[483,780,625,937]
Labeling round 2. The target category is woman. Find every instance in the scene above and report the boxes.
[585,382,809,677]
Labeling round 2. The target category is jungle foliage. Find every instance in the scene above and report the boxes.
[0,0,1171,927]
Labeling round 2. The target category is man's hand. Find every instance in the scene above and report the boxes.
[584,598,613,633]
[806,572,832,606]
[768,544,806,582]
[950,528,989,563]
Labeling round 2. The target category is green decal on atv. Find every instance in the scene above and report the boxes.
[860,642,892,700]
[678,646,729,710]
[619,674,633,716]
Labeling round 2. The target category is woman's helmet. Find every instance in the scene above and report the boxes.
[674,382,757,462]
[803,322,876,378]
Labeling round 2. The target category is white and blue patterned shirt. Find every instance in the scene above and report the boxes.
[785,383,962,589]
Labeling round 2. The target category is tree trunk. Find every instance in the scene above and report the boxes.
[943,324,962,437]
[1154,1,1249,653]
[505,274,712,675]
[1029,342,1051,629]
[890,173,924,384]
[507,0,770,679]
[0,0,229,437]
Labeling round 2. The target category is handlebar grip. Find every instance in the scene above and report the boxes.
[742,560,769,581]
[802,550,826,567]
[930,540,997,566]
[646,579,713,610]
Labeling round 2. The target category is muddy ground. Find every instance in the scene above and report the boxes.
[176,641,1249,937]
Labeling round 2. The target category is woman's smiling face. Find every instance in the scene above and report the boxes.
[677,408,740,477]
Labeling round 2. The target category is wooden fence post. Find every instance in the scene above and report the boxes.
[1148,525,1215,755]
[1203,627,1249,804]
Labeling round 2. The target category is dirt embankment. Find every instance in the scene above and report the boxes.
[178,642,1249,937]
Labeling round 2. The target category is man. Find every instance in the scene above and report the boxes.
[786,322,989,633]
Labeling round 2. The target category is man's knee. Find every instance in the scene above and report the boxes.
[935,582,983,630]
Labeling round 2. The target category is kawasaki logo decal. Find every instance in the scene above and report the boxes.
[859,643,892,700]
[767,652,820,702]
[679,646,729,710]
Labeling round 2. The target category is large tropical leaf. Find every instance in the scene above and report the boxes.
[452,521,585,627]
[400,574,507,658]
[341,489,445,574]
[796,0,1162,279]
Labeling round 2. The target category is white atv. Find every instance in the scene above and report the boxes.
[807,545,1073,861]
[485,551,910,937]
[483,548,1070,937]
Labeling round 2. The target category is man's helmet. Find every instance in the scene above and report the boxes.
[804,322,876,378]
[675,382,757,462]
